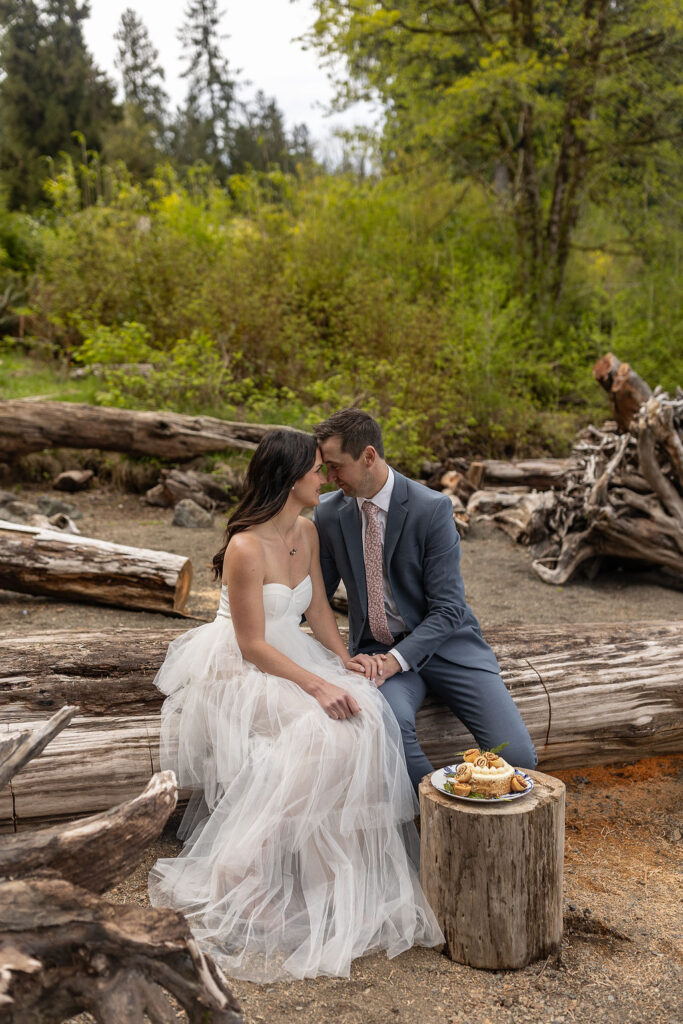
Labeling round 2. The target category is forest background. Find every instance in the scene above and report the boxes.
[0,0,681,473]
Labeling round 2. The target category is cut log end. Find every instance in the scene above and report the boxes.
[173,559,193,611]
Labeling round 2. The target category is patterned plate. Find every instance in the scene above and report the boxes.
[431,765,535,802]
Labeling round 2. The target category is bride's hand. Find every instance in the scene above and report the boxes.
[314,680,362,720]
[344,653,386,681]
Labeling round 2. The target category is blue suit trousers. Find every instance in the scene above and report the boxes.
[359,645,538,792]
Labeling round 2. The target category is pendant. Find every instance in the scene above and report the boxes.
[289,548,297,556]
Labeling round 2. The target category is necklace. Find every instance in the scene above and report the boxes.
[274,522,297,556]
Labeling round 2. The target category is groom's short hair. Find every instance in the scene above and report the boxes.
[315,409,385,460]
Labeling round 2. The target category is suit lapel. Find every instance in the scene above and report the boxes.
[339,497,367,613]
[384,471,409,567]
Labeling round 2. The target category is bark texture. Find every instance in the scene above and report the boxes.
[0,520,192,613]
[0,399,289,460]
[1,621,680,827]
[419,769,565,969]
[0,708,242,1023]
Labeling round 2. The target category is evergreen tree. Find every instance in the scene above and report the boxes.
[114,8,168,131]
[104,8,169,178]
[231,92,313,174]
[173,0,235,179]
[0,0,118,208]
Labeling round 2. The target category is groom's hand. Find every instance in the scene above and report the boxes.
[373,653,402,686]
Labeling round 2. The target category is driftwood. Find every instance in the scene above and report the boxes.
[593,352,653,432]
[476,458,571,491]
[0,398,289,460]
[528,368,683,584]
[1,621,680,827]
[0,706,78,790]
[489,491,556,544]
[0,520,192,614]
[0,771,177,892]
[419,770,565,969]
[0,708,242,1023]
[144,467,244,510]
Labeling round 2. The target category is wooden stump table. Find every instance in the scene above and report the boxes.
[419,769,565,969]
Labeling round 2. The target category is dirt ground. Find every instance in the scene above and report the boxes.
[2,482,682,634]
[1,481,682,1023]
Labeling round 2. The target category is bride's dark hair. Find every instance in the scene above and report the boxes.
[212,428,318,579]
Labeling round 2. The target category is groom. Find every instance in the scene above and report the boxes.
[313,408,537,792]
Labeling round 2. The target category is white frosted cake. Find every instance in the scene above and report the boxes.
[468,756,515,797]
[444,748,529,798]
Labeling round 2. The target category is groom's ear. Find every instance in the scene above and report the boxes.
[363,445,377,466]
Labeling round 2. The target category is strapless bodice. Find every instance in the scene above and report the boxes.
[217,575,312,622]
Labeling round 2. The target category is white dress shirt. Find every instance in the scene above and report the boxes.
[356,468,410,672]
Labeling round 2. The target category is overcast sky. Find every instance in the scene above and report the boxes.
[83,0,376,151]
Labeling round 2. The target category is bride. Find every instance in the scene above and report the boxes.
[148,429,443,981]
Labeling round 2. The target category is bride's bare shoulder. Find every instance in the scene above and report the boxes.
[223,531,266,579]
[298,516,319,546]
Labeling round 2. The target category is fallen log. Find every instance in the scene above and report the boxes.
[1,621,680,826]
[478,458,571,491]
[0,771,177,893]
[466,490,531,517]
[0,519,192,613]
[0,398,290,460]
[0,707,242,1023]
[0,705,78,789]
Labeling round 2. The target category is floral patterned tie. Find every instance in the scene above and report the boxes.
[363,501,394,645]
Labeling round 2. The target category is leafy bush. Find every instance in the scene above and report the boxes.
[9,161,680,472]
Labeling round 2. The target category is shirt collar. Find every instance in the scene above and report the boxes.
[356,466,394,515]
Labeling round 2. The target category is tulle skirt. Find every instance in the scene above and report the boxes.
[148,611,443,981]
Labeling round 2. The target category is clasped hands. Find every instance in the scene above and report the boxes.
[344,652,402,686]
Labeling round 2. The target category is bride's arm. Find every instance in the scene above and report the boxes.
[303,521,384,681]
[224,533,361,719]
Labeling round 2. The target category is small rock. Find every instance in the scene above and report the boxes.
[37,496,82,519]
[54,469,94,492]
[0,496,40,523]
[172,498,213,529]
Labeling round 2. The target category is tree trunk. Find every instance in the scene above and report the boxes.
[1,621,680,827]
[0,399,290,460]
[0,520,192,614]
[419,769,565,968]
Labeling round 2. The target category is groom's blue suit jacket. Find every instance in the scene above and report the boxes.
[314,470,500,674]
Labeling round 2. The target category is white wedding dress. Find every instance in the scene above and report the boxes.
[148,575,443,981]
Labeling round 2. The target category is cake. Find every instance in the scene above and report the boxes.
[443,748,529,799]
[468,756,515,798]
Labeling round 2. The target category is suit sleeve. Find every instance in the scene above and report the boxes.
[313,506,341,604]
[393,496,468,672]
